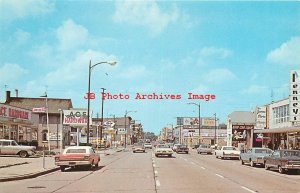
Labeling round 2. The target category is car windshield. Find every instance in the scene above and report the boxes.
[200,145,209,148]
[255,149,272,154]
[223,147,236,150]
[282,150,300,157]
[65,149,87,154]
[179,145,187,148]
[157,144,170,148]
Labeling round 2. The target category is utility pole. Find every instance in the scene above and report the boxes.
[100,88,106,147]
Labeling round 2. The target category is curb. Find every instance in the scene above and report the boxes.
[0,167,60,182]
[0,162,29,169]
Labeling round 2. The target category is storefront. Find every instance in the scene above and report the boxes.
[0,103,37,144]
[254,127,300,150]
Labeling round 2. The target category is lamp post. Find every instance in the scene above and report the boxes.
[87,60,116,145]
[124,110,136,148]
[187,103,201,145]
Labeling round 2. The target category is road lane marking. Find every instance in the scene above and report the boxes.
[156,180,161,187]
[190,162,195,165]
[241,186,256,193]
[215,174,224,178]
[154,170,158,175]
[153,164,156,167]
[200,166,206,170]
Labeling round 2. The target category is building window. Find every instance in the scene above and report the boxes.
[273,104,289,124]
[42,130,47,141]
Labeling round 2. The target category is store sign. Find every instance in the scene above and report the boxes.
[47,133,62,141]
[290,70,300,124]
[0,104,31,121]
[63,109,92,126]
[256,106,266,129]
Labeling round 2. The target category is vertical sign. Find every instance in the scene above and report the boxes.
[290,70,300,125]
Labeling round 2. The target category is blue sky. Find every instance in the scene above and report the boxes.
[0,0,299,134]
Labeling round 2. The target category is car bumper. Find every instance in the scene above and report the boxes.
[284,165,300,170]
[55,161,92,167]
[223,154,240,158]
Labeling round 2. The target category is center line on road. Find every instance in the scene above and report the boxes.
[215,174,224,178]
[200,166,206,170]
[156,180,161,187]
[241,186,256,193]
[153,164,156,167]
[154,170,158,174]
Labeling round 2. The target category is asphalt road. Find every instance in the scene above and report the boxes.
[0,149,299,193]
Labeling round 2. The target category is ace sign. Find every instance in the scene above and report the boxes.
[63,109,92,126]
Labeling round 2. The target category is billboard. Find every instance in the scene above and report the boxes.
[232,125,253,142]
[63,109,92,126]
[183,117,200,125]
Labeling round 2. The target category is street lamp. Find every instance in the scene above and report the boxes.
[87,60,116,145]
[187,103,201,145]
[40,92,50,152]
[124,110,136,148]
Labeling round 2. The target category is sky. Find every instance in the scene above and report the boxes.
[0,0,299,135]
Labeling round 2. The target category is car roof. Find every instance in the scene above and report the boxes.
[65,146,91,150]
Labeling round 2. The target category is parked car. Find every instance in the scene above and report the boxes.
[133,143,145,153]
[0,139,36,158]
[54,146,100,172]
[240,147,273,167]
[175,144,189,154]
[215,146,240,159]
[155,144,173,157]
[144,143,152,149]
[172,143,181,151]
[264,149,300,174]
[197,144,213,154]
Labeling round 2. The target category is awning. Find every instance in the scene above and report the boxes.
[254,127,300,134]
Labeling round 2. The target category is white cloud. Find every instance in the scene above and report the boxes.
[119,65,150,79]
[267,36,300,66]
[190,84,210,93]
[199,47,233,59]
[56,19,89,51]
[203,68,236,84]
[113,1,181,35]
[0,63,28,83]
[241,85,268,94]
[181,47,233,66]
[0,0,53,22]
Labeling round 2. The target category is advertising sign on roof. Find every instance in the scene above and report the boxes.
[63,109,92,126]
[0,104,31,121]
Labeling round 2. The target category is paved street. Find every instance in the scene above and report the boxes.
[0,149,299,193]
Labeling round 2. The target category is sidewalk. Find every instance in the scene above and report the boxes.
[0,147,124,182]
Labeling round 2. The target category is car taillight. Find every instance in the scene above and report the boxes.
[55,157,60,161]
[84,155,90,160]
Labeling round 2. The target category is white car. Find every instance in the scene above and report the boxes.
[143,143,152,149]
[215,146,240,159]
[172,143,181,151]
[155,144,173,157]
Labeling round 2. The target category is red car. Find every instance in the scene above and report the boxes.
[55,146,100,172]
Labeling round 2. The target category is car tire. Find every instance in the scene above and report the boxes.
[250,160,255,167]
[155,154,158,157]
[278,166,285,174]
[60,166,66,172]
[95,162,99,168]
[19,151,28,158]
[133,151,135,153]
[241,160,244,165]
